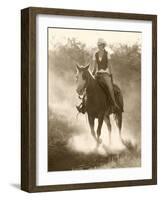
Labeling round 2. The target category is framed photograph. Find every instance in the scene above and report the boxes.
[21,7,157,192]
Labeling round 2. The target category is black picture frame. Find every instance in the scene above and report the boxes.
[21,7,157,192]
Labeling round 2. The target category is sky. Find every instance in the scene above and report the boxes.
[48,27,141,51]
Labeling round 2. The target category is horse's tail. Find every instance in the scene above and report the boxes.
[113,84,124,112]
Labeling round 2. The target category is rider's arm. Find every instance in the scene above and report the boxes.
[107,54,114,83]
[92,53,97,76]
[92,60,97,76]
[107,53,112,75]
[108,60,112,75]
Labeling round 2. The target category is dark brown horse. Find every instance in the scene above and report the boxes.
[76,64,123,146]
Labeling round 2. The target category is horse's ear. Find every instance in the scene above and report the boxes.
[76,64,81,71]
[85,64,90,70]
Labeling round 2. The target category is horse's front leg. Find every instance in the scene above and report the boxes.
[88,115,97,142]
[97,113,104,145]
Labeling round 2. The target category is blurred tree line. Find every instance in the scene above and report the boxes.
[49,38,92,84]
[110,44,141,77]
[49,38,141,89]
[49,37,141,114]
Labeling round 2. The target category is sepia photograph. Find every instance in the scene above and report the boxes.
[48,27,141,171]
[21,7,157,192]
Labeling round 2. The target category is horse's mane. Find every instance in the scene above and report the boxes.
[84,69,98,92]
[88,69,95,79]
[84,69,95,82]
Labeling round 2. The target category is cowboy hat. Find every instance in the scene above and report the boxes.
[97,38,107,46]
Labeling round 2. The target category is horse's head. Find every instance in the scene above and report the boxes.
[75,64,90,95]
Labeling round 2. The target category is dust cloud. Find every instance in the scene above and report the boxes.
[49,66,139,155]
[48,31,141,170]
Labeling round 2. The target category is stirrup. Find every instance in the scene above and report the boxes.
[76,104,86,114]
[113,104,121,113]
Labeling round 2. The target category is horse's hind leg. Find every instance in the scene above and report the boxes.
[115,112,122,138]
[88,115,97,142]
[104,115,112,145]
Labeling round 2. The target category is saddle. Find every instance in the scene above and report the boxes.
[76,76,124,114]
[96,75,124,113]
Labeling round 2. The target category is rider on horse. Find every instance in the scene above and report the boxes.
[77,38,121,114]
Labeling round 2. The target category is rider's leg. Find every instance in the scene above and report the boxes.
[102,74,120,109]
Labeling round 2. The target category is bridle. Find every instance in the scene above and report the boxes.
[78,70,90,99]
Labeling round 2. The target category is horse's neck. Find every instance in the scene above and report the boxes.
[86,72,97,94]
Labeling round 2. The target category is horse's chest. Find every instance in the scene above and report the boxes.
[86,91,107,114]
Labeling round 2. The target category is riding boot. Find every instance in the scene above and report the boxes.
[76,100,86,114]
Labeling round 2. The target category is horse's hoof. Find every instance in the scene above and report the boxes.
[98,138,102,144]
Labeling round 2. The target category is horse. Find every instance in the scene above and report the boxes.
[76,64,123,146]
